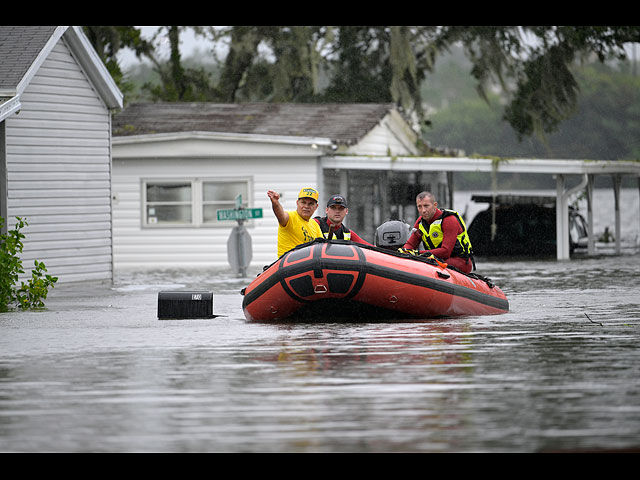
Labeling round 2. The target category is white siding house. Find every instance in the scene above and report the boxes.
[0,26,123,283]
[111,131,330,269]
[111,103,431,272]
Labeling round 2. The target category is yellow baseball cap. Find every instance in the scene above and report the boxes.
[298,187,319,202]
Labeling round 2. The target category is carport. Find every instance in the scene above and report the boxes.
[321,156,640,260]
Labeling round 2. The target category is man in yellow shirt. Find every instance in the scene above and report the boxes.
[268,187,324,257]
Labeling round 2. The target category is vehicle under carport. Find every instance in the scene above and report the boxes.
[467,195,588,257]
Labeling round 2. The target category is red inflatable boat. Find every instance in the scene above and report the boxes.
[241,239,509,321]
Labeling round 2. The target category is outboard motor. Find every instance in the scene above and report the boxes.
[374,220,411,250]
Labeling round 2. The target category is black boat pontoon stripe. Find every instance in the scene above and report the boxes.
[345,245,367,300]
[312,242,323,278]
[243,245,362,309]
[242,244,509,312]
[365,263,509,310]
[274,244,367,304]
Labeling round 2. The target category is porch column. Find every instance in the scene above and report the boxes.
[613,174,621,255]
[447,171,454,210]
[556,174,589,260]
[586,174,595,255]
[556,175,570,260]
[339,169,348,199]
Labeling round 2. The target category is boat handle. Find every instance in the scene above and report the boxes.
[314,284,328,294]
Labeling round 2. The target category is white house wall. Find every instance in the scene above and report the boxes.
[111,152,321,271]
[342,111,419,156]
[5,38,113,283]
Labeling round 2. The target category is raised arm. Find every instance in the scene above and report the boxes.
[267,190,289,227]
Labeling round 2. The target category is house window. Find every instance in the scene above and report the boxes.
[143,178,251,227]
[146,182,192,224]
[203,180,248,224]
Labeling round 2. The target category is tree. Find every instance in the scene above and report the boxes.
[140,26,219,101]
[83,26,153,97]
[216,26,334,102]
[433,26,640,140]
[212,26,640,140]
[424,60,640,161]
[95,26,640,141]
[559,63,640,159]
[318,26,438,119]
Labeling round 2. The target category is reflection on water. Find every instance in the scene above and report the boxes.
[1,256,640,451]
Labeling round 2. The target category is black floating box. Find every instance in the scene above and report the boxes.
[157,291,215,319]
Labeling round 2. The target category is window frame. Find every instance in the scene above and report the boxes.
[141,177,253,228]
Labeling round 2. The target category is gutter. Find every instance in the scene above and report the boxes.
[112,130,335,150]
[0,96,21,123]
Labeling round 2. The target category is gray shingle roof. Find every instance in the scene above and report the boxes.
[112,102,398,145]
[0,26,58,91]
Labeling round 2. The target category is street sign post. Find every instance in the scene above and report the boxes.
[227,224,252,277]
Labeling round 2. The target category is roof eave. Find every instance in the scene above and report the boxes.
[63,27,123,110]
[7,26,123,114]
[15,26,67,96]
[112,130,335,149]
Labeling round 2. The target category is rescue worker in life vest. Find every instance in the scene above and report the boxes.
[401,191,475,273]
[313,194,372,245]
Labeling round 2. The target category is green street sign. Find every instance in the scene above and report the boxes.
[217,208,264,221]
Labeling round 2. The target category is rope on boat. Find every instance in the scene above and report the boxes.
[254,238,496,289]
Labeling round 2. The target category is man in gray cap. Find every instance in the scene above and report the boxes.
[314,194,372,245]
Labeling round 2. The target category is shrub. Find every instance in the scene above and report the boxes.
[0,216,58,312]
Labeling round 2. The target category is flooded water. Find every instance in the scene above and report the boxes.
[1,188,639,452]
[1,253,639,453]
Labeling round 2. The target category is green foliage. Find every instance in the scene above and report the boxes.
[424,59,640,162]
[320,26,437,118]
[420,46,479,110]
[141,26,220,102]
[434,26,640,139]
[83,26,154,101]
[93,26,640,141]
[504,43,579,140]
[563,63,640,159]
[0,217,58,312]
[217,26,334,103]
